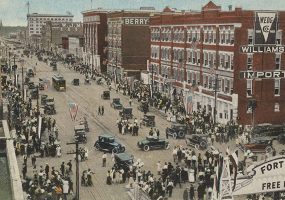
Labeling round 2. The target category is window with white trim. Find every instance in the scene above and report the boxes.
[275,54,281,70]
[274,103,280,112]
[247,54,253,70]
[274,79,280,96]
[247,79,252,97]
[248,29,253,45]
[276,30,282,45]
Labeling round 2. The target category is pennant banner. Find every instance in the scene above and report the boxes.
[68,101,78,121]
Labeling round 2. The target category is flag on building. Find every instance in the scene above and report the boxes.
[229,150,239,191]
[185,95,193,115]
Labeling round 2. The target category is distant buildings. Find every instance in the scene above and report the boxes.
[41,21,83,53]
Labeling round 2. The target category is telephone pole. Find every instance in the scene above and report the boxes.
[67,141,80,200]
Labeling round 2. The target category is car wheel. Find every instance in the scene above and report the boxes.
[173,133,177,139]
[164,143,170,150]
[120,146,126,153]
[112,148,118,153]
[143,145,150,152]
[200,141,207,150]
[94,142,100,150]
[194,144,200,150]
[265,146,273,153]
[178,131,185,138]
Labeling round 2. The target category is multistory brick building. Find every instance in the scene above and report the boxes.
[107,9,159,80]
[149,1,285,125]
[41,21,83,53]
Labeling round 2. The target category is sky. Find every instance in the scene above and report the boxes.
[1,0,285,26]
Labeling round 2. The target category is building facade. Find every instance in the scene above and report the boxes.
[149,1,285,125]
[82,10,109,73]
[41,21,83,53]
[107,10,158,80]
[27,13,73,37]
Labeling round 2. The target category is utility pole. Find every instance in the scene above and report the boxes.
[214,73,219,126]
[67,141,80,200]
[151,64,154,99]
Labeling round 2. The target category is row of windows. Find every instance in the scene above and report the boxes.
[30,17,72,22]
[246,79,280,97]
[247,54,282,70]
[154,47,233,71]
[151,25,235,45]
[248,29,282,45]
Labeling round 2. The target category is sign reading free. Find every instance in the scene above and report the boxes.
[124,18,149,25]
[233,157,285,196]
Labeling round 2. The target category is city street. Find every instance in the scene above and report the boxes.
[17,55,190,200]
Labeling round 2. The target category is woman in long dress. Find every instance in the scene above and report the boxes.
[56,145,61,157]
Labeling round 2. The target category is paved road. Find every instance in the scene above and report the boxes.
[17,55,281,200]
[17,56,189,200]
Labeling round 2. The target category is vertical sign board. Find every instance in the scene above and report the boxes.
[254,11,278,45]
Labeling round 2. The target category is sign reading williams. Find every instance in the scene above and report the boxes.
[254,11,278,45]
[240,71,285,79]
[240,46,285,53]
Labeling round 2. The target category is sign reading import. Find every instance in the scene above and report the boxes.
[124,18,149,25]
[240,71,285,79]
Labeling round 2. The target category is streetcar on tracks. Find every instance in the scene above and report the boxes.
[52,74,66,91]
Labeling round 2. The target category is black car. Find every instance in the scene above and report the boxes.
[138,101,149,113]
[72,78,80,86]
[252,124,285,140]
[26,68,35,77]
[74,125,87,143]
[114,153,134,171]
[278,134,285,144]
[185,134,208,150]
[166,124,190,139]
[30,88,39,99]
[137,136,170,152]
[27,82,36,89]
[101,91,110,100]
[119,107,133,119]
[142,114,155,127]
[110,98,123,109]
[41,94,48,105]
[94,134,126,153]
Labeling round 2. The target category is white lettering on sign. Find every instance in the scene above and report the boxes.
[257,12,276,42]
[240,46,285,53]
[124,18,149,25]
[240,71,285,79]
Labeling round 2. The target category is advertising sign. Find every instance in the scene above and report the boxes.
[124,18,149,25]
[240,70,285,79]
[233,156,285,195]
[254,12,278,45]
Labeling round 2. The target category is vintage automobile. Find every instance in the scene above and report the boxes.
[101,91,110,100]
[119,107,133,119]
[252,124,285,140]
[72,78,80,86]
[79,117,89,132]
[74,125,87,143]
[110,98,123,110]
[50,61,57,68]
[27,81,36,90]
[166,124,191,139]
[41,94,48,105]
[137,136,170,152]
[277,134,285,144]
[43,104,56,115]
[26,68,35,77]
[94,134,126,153]
[241,137,273,153]
[114,153,134,171]
[43,96,55,106]
[185,134,208,150]
[142,114,155,127]
[30,88,39,99]
[137,101,149,113]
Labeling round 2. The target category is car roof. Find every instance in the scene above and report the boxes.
[115,153,133,161]
[99,134,114,138]
[74,125,85,130]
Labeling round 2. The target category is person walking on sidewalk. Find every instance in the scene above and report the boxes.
[101,106,104,116]
[102,152,107,167]
[98,106,101,116]
[129,99,132,107]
